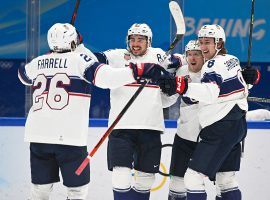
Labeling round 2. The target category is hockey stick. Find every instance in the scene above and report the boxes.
[75,0,186,176]
[242,0,256,156]
[248,97,270,103]
[166,0,186,56]
[70,0,81,25]
[247,0,255,68]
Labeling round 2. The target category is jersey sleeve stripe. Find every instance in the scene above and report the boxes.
[69,92,91,98]
[201,72,223,86]
[218,88,245,97]
[92,63,105,85]
[94,52,109,64]
[18,68,32,85]
[84,62,104,84]
[219,76,245,96]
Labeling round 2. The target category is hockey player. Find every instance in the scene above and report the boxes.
[94,23,184,200]
[18,23,167,200]
[160,24,253,200]
[164,40,204,200]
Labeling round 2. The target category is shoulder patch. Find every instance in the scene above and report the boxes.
[124,53,131,61]
[224,58,239,71]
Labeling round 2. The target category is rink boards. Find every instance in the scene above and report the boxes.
[0,118,270,200]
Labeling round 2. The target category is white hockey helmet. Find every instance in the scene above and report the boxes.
[47,23,78,52]
[185,40,201,54]
[126,23,153,48]
[198,24,226,44]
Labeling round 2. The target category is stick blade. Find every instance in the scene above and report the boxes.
[169,1,186,35]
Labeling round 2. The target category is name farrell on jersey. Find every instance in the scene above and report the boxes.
[38,58,67,69]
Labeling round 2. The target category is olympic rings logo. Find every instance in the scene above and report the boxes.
[132,143,173,192]
[133,162,168,192]
[151,162,168,191]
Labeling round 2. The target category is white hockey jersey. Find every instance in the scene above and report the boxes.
[75,43,98,62]
[184,54,248,128]
[175,65,201,142]
[18,50,135,146]
[101,48,170,131]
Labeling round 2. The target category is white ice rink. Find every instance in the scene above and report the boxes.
[0,123,270,200]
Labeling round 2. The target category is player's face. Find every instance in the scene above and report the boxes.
[198,37,217,60]
[186,50,204,73]
[128,35,148,56]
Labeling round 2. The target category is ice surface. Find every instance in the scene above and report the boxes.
[0,126,270,200]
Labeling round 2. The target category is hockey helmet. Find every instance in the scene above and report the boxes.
[47,23,77,52]
[126,23,153,48]
[198,24,226,44]
[185,40,201,54]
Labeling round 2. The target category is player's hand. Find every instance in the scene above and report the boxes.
[242,67,260,85]
[167,54,185,73]
[129,63,165,82]
[176,76,189,95]
[158,74,177,96]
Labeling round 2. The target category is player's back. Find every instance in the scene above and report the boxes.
[27,52,89,77]
[23,52,93,146]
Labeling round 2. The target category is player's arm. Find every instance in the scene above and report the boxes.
[87,62,135,89]
[18,63,33,86]
[159,71,221,104]
[94,49,123,65]
[82,58,166,89]
[160,92,179,108]
[75,44,98,62]
[73,29,99,62]
[184,81,220,104]
[79,53,133,88]
[180,63,222,103]
[93,52,108,64]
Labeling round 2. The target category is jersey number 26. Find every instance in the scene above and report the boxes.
[33,73,70,111]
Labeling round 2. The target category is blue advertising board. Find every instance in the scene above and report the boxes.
[0,0,269,117]
[0,0,269,62]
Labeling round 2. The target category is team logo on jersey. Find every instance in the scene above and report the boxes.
[225,58,239,70]
[124,53,131,61]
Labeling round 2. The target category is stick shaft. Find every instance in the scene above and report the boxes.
[247,0,255,68]
[75,81,147,175]
[70,0,81,25]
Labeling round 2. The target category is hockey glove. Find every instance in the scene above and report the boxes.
[176,76,189,95]
[242,67,260,85]
[158,73,177,96]
[76,30,83,45]
[167,54,185,73]
[129,63,164,82]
